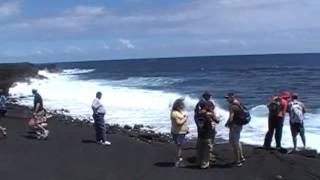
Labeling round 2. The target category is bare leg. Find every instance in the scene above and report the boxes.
[239,142,244,160]
[292,135,297,151]
[177,144,182,159]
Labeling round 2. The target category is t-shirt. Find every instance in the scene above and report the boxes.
[230,103,242,125]
[194,99,215,120]
[288,100,305,123]
[268,96,288,118]
[279,98,288,118]
[196,111,213,139]
[92,98,106,114]
[171,110,188,134]
[33,93,44,112]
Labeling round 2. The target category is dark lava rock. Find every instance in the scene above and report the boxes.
[124,125,132,130]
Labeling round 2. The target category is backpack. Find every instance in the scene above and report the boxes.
[290,101,304,123]
[237,104,251,125]
[268,97,282,115]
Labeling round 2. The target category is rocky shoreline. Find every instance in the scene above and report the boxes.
[48,109,174,144]
[0,62,59,95]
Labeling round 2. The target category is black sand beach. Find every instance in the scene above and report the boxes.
[0,104,319,180]
[1,63,320,180]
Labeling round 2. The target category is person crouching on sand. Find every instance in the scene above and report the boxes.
[91,91,111,146]
[170,98,189,168]
[29,89,49,140]
[224,93,245,167]
[0,89,7,137]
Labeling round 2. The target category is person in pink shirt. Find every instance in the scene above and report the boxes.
[263,91,290,149]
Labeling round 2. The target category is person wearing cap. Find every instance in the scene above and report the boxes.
[195,100,215,169]
[288,93,306,152]
[92,91,111,146]
[194,91,218,164]
[224,93,245,167]
[0,89,7,137]
[31,89,49,139]
[263,91,290,150]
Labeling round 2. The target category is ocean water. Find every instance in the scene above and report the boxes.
[9,54,320,151]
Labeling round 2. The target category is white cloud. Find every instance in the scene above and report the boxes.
[64,46,84,53]
[68,5,106,16]
[103,43,110,50]
[6,5,109,31]
[0,1,20,17]
[119,39,135,49]
[33,48,54,55]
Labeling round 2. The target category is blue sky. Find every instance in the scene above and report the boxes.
[0,0,319,63]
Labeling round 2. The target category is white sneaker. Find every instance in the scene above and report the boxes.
[42,130,49,138]
[1,128,6,136]
[99,140,111,146]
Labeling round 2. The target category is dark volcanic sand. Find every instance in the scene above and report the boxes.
[0,104,319,180]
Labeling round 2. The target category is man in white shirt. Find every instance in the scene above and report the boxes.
[92,92,111,146]
[288,93,306,152]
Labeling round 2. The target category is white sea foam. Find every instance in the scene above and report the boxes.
[9,69,320,152]
[61,68,95,75]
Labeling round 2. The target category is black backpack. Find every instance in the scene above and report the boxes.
[236,104,251,125]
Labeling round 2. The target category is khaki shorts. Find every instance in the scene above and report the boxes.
[34,110,47,123]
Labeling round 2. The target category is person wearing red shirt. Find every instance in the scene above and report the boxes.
[263,91,290,149]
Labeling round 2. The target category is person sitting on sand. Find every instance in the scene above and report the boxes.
[91,91,111,146]
[224,93,245,167]
[0,89,7,137]
[195,100,215,169]
[263,91,290,150]
[29,89,49,139]
[288,93,306,152]
[170,98,189,168]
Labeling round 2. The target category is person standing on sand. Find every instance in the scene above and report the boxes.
[224,93,245,167]
[195,92,219,145]
[194,91,219,164]
[195,100,215,169]
[0,89,7,137]
[263,91,290,150]
[170,98,189,168]
[32,89,49,139]
[91,91,111,146]
[288,93,306,152]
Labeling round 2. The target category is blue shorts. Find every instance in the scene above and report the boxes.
[229,124,242,144]
[172,133,186,145]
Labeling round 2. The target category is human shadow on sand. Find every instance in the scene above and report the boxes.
[21,131,44,140]
[81,139,97,144]
[154,156,233,169]
[154,162,175,168]
[185,156,233,169]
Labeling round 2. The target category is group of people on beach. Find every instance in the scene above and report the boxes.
[0,88,307,170]
[170,91,307,169]
[0,89,112,145]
